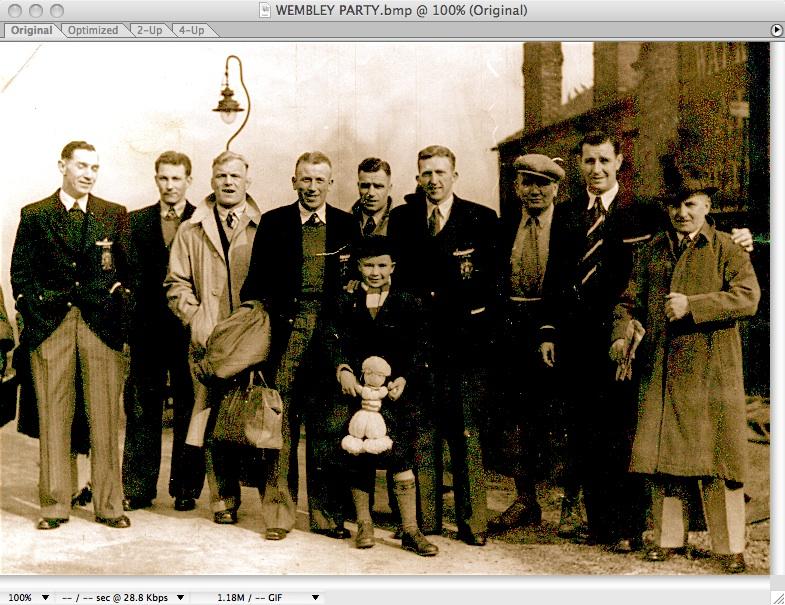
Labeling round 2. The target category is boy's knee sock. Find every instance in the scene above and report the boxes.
[351,487,373,524]
[394,477,418,534]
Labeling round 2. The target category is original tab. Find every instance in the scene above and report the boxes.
[4,24,66,40]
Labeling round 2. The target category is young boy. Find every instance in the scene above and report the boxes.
[323,236,438,556]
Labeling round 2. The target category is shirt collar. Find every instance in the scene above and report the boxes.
[586,182,619,212]
[428,193,454,221]
[59,189,88,211]
[299,202,327,225]
[216,200,247,221]
[160,199,187,218]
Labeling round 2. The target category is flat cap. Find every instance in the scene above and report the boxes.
[513,154,565,182]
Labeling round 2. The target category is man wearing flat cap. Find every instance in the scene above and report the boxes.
[610,165,759,573]
[488,154,568,532]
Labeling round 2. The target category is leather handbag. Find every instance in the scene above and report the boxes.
[212,370,283,450]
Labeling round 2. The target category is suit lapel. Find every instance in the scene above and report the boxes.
[141,203,166,254]
[84,195,112,252]
[41,192,77,253]
[287,202,304,268]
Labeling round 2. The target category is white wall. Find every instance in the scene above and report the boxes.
[0,42,523,304]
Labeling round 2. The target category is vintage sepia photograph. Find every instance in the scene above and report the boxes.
[0,41,770,575]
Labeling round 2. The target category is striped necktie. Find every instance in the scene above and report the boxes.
[579,197,605,288]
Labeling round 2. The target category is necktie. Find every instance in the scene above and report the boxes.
[66,202,84,247]
[226,211,237,229]
[579,197,606,289]
[677,236,691,258]
[306,213,322,227]
[362,216,376,237]
[428,206,442,236]
[162,204,179,248]
[511,215,542,296]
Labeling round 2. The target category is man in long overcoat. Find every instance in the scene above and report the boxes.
[611,167,760,573]
[166,150,263,526]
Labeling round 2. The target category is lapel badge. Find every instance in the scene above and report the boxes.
[453,247,475,280]
[96,238,114,271]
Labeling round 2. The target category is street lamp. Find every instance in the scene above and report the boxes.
[212,54,251,150]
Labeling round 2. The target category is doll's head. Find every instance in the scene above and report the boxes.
[361,356,391,387]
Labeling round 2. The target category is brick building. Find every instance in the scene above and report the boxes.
[496,42,770,394]
[497,42,769,235]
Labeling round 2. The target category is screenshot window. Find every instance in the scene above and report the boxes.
[0,1,781,603]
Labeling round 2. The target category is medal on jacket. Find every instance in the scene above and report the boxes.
[338,248,352,283]
[453,247,475,280]
[96,238,114,271]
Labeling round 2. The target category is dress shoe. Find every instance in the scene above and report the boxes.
[174,497,196,512]
[721,553,746,574]
[607,537,644,554]
[264,528,288,541]
[313,525,351,540]
[122,497,153,511]
[557,496,583,538]
[36,517,68,530]
[96,515,131,529]
[393,526,441,539]
[487,498,541,532]
[457,529,487,546]
[571,524,596,545]
[355,521,375,549]
[644,546,684,562]
[214,509,238,525]
[402,530,439,556]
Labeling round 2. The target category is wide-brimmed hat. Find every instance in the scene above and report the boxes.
[659,163,718,205]
[513,154,565,182]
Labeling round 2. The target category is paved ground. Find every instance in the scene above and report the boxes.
[0,423,769,575]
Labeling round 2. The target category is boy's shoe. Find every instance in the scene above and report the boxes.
[402,530,439,556]
[355,521,375,549]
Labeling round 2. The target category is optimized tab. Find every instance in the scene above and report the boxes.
[61,23,134,38]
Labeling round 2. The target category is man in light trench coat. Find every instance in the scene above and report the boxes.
[610,165,760,574]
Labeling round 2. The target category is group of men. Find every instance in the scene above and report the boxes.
[6,134,758,572]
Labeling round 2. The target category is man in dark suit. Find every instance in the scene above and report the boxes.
[241,151,358,539]
[121,151,202,512]
[539,132,753,552]
[387,145,499,546]
[11,140,131,530]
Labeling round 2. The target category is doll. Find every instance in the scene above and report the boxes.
[341,356,393,455]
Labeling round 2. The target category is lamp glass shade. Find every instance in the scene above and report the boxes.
[219,111,237,124]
